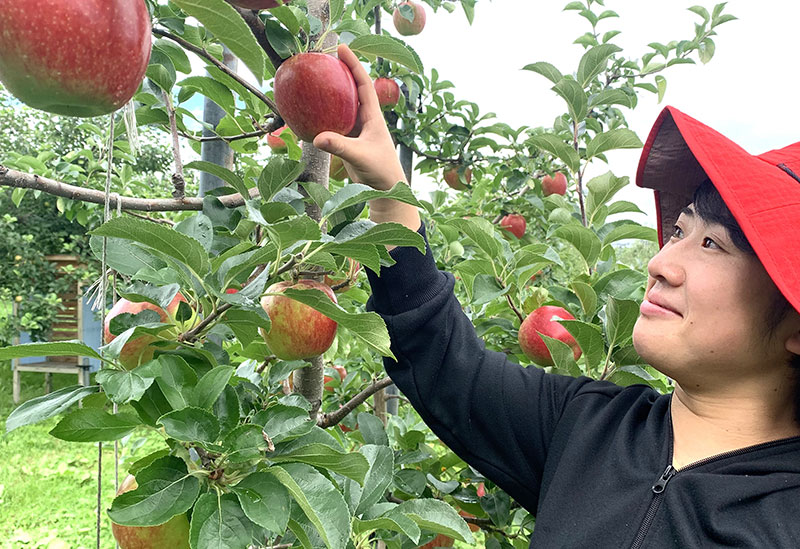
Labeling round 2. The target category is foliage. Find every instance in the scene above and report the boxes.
[0,0,735,548]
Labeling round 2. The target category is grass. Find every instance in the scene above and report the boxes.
[0,362,163,548]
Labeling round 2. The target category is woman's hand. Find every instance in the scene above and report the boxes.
[312,44,407,192]
[313,44,420,234]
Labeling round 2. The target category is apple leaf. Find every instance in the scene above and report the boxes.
[349,35,424,74]
[171,0,270,81]
[559,319,605,372]
[354,445,395,515]
[254,404,315,445]
[91,216,211,277]
[585,171,631,223]
[269,463,352,549]
[5,384,100,433]
[157,407,221,443]
[601,223,657,247]
[222,424,270,463]
[588,88,634,110]
[522,61,563,84]
[269,443,370,485]
[586,128,643,160]
[49,408,141,442]
[90,236,166,277]
[190,493,261,549]
[552,225,602,272]
[444,217,503,261]
[232,472,291,533]
[222,309,271,348]
[156,355,199,410]
[0,340,102,361]
[552,77,588,123]
[605,297,640,348]
[116,281,180,311]
[185,161,249,201]
[193,366,235,410]
[577,44,623,87]
[108,456,200,527]
[258,157,305,202]
[394,499,474,544]
[95,369,154,405]
[278,288,394,359]
[592,268,647,302]
[527,133,580,173]
[320,182,428,219]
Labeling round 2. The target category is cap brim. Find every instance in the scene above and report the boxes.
[636,106,800,313]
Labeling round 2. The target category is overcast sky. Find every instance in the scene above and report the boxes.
[395,0,800,226]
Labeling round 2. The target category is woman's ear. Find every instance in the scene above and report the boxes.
[786,331,800,356]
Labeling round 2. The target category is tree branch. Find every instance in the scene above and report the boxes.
[317,377,395,428]
[0,165,259,211]
[233,7,285,71]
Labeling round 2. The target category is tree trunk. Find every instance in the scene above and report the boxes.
[199,45,237,197]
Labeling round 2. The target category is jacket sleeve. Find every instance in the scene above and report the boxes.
[366,222,594,513]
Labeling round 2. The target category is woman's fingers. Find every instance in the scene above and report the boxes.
[337,44,382,126]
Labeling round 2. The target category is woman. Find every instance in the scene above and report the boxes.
[315,44,800,547]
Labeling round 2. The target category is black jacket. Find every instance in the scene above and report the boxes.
[365,224,800,548]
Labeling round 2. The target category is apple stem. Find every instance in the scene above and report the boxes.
[505,293,526,324]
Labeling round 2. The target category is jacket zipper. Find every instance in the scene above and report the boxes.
[629,422,800,548]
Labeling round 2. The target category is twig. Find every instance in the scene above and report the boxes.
[162,89,185,199]
[0,164,260,211]
[152,28,279,115]
[234,7,285,71]
[317,377,395,428]
[178,127,273,144]
[123,210,175,226]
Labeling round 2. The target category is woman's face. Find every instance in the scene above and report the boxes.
[632,204,796,391]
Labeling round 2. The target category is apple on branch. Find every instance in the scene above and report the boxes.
[444,164,472,191]
[0,0,152,117]
[273,53,358,142]
[393,1,427,36]
[542,171,568,196]
[518,305,582,366]
[499,214,526,239]
[111,475,190,549]
[104,294,189,370]
[374,77,401,108]
[260,279,338,361]
[267,125,291,153]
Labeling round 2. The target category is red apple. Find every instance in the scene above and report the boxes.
[476,482,486,498]
[393,1,427,36]
[444,165,472,191]
[542,171,568,196]
[0,0,151,117]
[374,77,401,108]
[323,364,347,392]
[329,155,349,181]
[418,533,454,548]
[518,305,581,366]
[499,214,526,239]
[111,475,190,549]
[274,53,358,142]
[267,125,290,153]
[260,279,338,360]
[228,0,291,9]
[104,294,188,370]
[225,288,239,294]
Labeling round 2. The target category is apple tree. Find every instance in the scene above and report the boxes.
[0,0,734,547]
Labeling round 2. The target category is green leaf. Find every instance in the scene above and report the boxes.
[256,404,315,445]
[552,78,588,122]
[280,288,394,359]
[270,443,369,484]
[193,366,235,410]
[171,0,269,80]
[270,463,351,549]
[49,408,140,442]
[328,0,344,25]
[608,365,654,387]
[178,75,235,115]
[91,217,210,276]
[321,183,424,220]
[605,296,640,347]
[156,355,198,410]
[157,407,221,443]
[577,44,622,87]
[593,268,647,301]
[443,218,502,261]
[5,384,100,433]
[0,340,102,361]
[355,445,394,515]
[655,75,667,103]
[223,309,271,348]
[357,412,389,446]
[521,61,563,84]
[560,319,606,372]
[570,281,598,317]
[265,18,298,58]
[258,157,305,202]
[540,333,581,377]
[222,424,269,463]
[348,35,423,74]
[117,281,180,311]
[586,172,630,222]
[586,129,643,159]
[185,160,249,200]
[688,5,710,21]
[698,37,715,64]
[352,511,420,543]
[553,225,602,271]
[189,493,256,549]
[233,472,291,533]
[395,499,474,544]
[90,236,165,277]
[96,369,154,405]
[588,88,633,109]
[602,224,657,246]
[528,133,580,172]
[108,456,200,527]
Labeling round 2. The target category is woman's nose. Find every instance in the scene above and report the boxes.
[646,242,685,287]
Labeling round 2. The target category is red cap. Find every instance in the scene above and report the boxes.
[636,106,800,312]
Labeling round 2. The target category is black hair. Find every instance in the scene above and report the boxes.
[692,179,800,421]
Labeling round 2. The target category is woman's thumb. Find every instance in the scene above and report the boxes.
[313,131,348,157]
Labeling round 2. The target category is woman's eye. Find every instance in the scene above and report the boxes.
[702,237,719,249]
[670,225,683,239]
